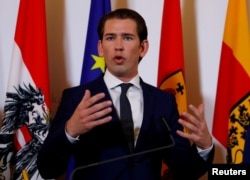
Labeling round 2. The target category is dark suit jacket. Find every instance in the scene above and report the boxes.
[37,76,214,180]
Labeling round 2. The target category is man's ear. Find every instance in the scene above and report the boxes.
[97,40,104,57]
[139,40,149,59]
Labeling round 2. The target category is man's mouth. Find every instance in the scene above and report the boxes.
[114,56,124,64]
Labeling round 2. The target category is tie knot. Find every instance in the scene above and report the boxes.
[120,83,133,94]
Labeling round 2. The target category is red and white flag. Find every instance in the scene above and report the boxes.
[0,0,50,179]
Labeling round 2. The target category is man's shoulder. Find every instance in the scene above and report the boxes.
[141,81,174,97]
[63,76,105,94]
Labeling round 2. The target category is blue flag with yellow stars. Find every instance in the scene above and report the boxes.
[80,0,111,84]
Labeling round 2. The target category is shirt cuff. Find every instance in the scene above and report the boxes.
[65,128,79,144]
[196,144,213,161]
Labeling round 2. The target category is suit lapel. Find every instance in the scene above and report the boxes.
[89,77,133,152]
[88,76,120,122]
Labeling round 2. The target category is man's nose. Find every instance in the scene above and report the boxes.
[114,38,124,51]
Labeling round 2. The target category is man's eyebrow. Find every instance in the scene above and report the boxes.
[121,33,134,36]
[104,33,135,36]
[104,33,116,36]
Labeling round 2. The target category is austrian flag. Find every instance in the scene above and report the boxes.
[0,0,51,179]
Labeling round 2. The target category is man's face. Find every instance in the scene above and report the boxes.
[98,18,148,82]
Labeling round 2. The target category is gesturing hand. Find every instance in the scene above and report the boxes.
[66,90,113,137]
[176,104,213,150]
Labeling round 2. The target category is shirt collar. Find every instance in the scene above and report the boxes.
[104,69,141,90]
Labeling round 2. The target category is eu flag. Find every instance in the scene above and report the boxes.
[80,0,111,84]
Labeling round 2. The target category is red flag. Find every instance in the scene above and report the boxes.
[0,0,50,179]
[212,0,250,164]
[157,0,187,115]
[157,0,187,177]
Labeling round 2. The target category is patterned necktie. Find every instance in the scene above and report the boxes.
[120,83,134,150]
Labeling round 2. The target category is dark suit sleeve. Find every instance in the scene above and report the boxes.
[165,145,215,180]
[160,93,214,180]
[37,87,82,179]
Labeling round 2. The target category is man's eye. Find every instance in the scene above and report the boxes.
[106,36,114,41]
[124,36,132,41]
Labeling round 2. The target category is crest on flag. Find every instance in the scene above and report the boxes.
[159,70,187,114]
[227,93,250,164]
[0,83,50,179]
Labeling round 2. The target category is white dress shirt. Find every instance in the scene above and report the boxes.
[104,70,143,146]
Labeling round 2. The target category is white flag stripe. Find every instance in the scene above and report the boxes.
[16,128,26,149]
[7,43,36,92]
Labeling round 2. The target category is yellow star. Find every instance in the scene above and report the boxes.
[91,55,105,73]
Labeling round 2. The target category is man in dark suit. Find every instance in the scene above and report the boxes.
[37,8,214,180]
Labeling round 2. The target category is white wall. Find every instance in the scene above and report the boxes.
[0,0,234,173]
